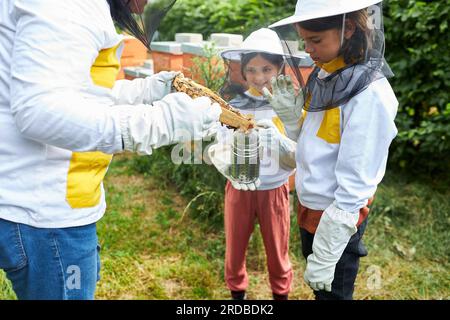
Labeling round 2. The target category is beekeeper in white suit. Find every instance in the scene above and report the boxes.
[259,0,398,299]
[0,0,220,299]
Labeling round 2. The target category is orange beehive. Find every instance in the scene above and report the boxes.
[117,35,149,80]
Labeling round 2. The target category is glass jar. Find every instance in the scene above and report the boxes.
[229,129,260,184]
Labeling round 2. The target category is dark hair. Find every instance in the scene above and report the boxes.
[106,0,177,50]
[240,52,285,80]
[107,0,150,49]
[298,9,370,64]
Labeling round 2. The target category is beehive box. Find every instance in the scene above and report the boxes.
[150,42,183,73]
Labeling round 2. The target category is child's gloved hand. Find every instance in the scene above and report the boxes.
[256,119,297,170]
[207,142,260,191]
[262,75,304,141]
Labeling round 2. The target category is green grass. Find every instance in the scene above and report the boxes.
[0,275,15,300]
[1,154,448,300]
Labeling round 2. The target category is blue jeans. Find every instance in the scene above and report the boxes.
[0,218,100,300]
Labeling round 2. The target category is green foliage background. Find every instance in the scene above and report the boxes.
[142,0,450,231]
[148,0,449,175]
[147,0,296,40]
[383,0,449,174]
[141,0,450,225]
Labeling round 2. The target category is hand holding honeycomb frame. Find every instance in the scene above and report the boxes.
[172,73,255,131]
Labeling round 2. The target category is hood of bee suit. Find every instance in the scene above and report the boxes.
[269,0,384,28]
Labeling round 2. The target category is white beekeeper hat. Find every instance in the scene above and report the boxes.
[220,28,286,61]
[269,0,383,28]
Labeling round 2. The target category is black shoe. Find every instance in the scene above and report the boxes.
[272,293,288,300]
[231,290,246,300]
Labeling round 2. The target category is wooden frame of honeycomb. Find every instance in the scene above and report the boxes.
[172,73,255,131]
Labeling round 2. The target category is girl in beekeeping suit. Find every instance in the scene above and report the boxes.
[209,28,302,300]
[0,0,222,300]
[258,0,398,299]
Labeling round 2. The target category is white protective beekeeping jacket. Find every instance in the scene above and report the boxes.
[295,65,398,213]
[0,0,154,227]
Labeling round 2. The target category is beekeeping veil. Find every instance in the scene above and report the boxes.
[269,0,393,112]
[219,28,303,111]
[107,0,177,50]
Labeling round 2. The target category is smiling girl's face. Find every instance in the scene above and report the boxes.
[243,54,281,93]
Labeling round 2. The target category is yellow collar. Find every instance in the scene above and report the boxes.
[315,56,346,74]
[247,86,263,97]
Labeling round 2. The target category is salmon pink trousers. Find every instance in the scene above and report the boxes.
[224,182,292,295]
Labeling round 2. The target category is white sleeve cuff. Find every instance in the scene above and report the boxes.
[324,201,359,234]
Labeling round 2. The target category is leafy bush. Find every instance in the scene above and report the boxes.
[384,0,449,174]
[188,43,226,91]
[147,0,296,40]
[389,103,450,175]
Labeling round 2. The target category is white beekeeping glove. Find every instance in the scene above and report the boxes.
[256,119,297,170]
[121,92,221,155]
[303,201,359,292]
[262,75,304,141]
[112,71,180,105]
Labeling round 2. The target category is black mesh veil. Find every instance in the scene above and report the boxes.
[271,2,393,112]
[107,0,177,50]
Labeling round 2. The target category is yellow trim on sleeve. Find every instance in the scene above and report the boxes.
[89,44,123,89]
[66,152,113,208]
[66,42,122,208]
